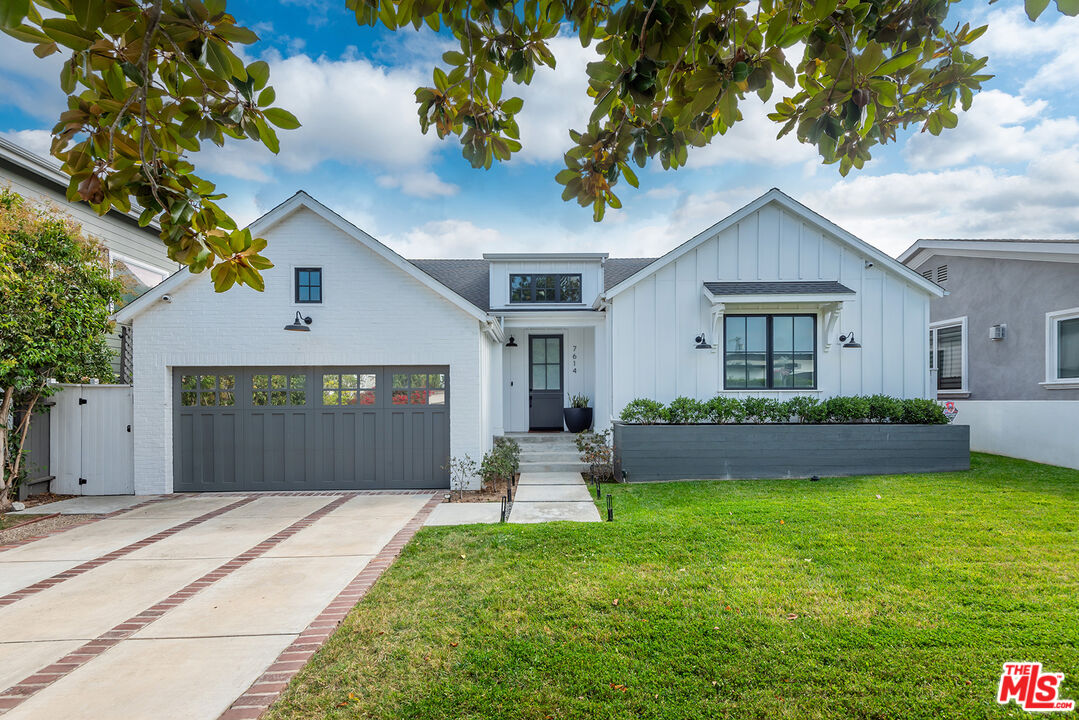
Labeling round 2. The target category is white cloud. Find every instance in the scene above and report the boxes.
[385,219,512,257]
[511,37,599,164]
[376,171,459,198]
[801,161,1079,256]
[904,89,1079,169]
[972,6,1079,94]
[0,33,66,120]
[0,128,52,157]
[689,94,819,170]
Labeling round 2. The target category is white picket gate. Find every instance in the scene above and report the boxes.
[50,384,134,495]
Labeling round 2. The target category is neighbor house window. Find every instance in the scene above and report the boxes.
[1045,307,1079,387]
[724,315,816,389]
[509,274,582,303]
[929,317,967,393]
[110,253,169,308]
[295,267,322,303]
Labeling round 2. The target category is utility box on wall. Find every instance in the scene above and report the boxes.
[50,384,134,495]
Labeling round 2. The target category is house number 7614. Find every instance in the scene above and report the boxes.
[572,345,577,373]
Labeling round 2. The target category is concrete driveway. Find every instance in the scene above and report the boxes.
[0,492,439,719]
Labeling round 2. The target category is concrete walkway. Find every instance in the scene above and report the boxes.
[0,491,438,720]
[508,472,601,523]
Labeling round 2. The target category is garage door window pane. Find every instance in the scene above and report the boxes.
[181,375,197,390]
[392,390,408,405]
[253,375,268,390]
[323,390,339,405]
[341,374,357,389]
[323,374,339,390]
[429,389,445,405]
[290,390,305,405]
[200,392,215,406]
[181,391,197,406]
[409,374,424,388]
[290,374,305,389]
[253,391,267,405]
[271,375,287,390]
[270,391,288,405]
[200,376,216,390]
[359,390,375,405]
[219,375,235,390]
[360,374,376,389]
[393,374,409,389]
[410,390,427,404]
[429,373,445,389]
[219,391,234,406]
[341,390,357,405]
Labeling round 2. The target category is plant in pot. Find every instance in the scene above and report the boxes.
[564,393,593,433]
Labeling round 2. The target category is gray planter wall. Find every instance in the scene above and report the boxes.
[612,422,970,482]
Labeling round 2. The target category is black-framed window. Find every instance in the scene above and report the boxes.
[509,274,582,303]
[295,267,322,303]
[724,314,816,389]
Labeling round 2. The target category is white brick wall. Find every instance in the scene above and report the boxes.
[130,205,487,493]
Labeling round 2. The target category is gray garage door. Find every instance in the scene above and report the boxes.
[174,367,449,491]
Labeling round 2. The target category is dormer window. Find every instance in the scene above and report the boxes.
[509,273,582,303]
[295,267,322,303]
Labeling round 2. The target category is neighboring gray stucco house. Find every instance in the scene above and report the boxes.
[900,238,1079,469]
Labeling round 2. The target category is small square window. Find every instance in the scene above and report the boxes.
[295,267,322,304]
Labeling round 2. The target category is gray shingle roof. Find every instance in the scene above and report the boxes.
[604,258,657,290]
[408,257,660,311]
[703,281,855,295]
[409,259,491,311]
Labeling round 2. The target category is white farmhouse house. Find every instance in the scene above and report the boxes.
[114,188,943,493]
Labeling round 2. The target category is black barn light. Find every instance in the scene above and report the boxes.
[284,311,312,332]
[506,336,518,347]
[839,331,861,348]
[694,333,712,349]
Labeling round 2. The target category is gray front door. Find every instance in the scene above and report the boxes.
[174,366,449,491]
[529,335,563,430]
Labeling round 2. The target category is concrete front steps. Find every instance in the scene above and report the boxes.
[501,432,588,474]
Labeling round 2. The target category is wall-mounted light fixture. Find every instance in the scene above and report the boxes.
[839,331,861,348]
[284,311,312,332]
[694,333,712,349]
[505,336,518,347]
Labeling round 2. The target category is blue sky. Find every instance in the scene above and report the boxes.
[2,2,1078,259]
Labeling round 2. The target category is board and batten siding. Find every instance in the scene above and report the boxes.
[608,203,932,414]
[0,160,178,376]
[127,205,488,494]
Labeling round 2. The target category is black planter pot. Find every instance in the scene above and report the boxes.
[563,407,593,433]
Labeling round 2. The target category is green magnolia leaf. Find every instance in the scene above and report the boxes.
[0,0,29,30]
[41,17,95,50]
[1056,0,1079,15]
[263,107,301,129]
[70,0,105,30]
[1027,0,1052,19]
[247,60,270,90]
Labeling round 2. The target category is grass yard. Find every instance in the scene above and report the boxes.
[0,514,31,530]
[267,453,1079,720]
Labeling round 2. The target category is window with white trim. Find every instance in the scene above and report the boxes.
[1045,307,1079,386]
[929,317,967,393]
[110,253,169,308]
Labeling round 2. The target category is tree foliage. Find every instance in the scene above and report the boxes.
[1,0,1070,285]
[0,188,122,509]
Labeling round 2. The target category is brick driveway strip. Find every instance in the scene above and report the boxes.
[0,495,353,716]
[0,497,257,608]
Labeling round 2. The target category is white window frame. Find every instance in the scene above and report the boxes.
[929,316,968,396]
[108,251,170,309]
[1042,306,1079,390]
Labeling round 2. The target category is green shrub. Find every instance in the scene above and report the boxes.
[705,396,744,423]
[494,436,521,473]
[667,396,708,424]
[866,394,903,423]
[782,396,820,423]
[619,398,668,424]
[575,430,614,481]
[901,398,948,424]
[742,396,783,423]
[824,395,871,422]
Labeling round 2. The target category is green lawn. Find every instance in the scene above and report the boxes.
[267,453,1079,720]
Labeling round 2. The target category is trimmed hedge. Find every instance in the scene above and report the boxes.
[619,395,948,425]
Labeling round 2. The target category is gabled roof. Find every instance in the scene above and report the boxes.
[703,281,854,295]
[604,188,944,299]
[115,191,489,323]
[410,259,490,311]
[899,238,1079,268]
[605,257,657,290]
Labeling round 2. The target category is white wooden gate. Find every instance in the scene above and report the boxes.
[50,384,134,495]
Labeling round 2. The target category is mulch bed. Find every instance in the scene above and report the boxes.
[0,513,101,545]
